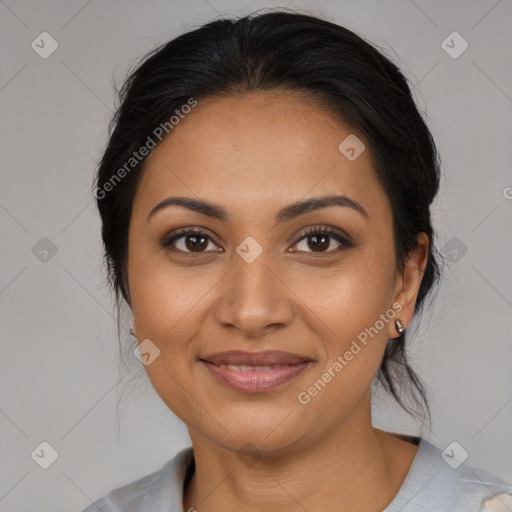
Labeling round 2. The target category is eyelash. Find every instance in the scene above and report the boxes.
[160,226,353,255]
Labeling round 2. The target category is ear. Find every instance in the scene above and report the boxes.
[387,232,429,339]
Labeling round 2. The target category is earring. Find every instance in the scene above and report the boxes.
[395,319,405,335]
[129,325,136,338]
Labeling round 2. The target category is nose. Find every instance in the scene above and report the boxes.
[214,248,295,338]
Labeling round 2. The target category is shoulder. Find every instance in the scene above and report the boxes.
[82,447,194,512]
[386,437,512,512]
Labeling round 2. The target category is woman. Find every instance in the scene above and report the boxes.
[84,9,512,512]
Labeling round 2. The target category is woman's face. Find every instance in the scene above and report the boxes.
[127,91,426,454]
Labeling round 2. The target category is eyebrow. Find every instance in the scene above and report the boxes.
[147,194,369,223]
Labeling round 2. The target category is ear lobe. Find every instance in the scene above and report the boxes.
[389,233,429,338]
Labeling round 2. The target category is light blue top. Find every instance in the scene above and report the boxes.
[83,438,512,512]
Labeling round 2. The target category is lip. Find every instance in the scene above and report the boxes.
[201,350,312,366]
[199,350,314,392]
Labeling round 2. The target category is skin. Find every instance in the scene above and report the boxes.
[127,90,429,512]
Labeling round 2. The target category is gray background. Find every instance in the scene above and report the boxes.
[1,0,511,510]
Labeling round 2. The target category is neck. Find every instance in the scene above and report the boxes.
[183,397,418,512]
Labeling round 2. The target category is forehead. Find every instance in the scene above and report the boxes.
[135,91,390,223]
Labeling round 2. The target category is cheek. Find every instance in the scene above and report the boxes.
[129,272,205,364]
[127,232,211,338]
[292,268,395,416]
[290,251,396,396]
[128,265,204,417]
[293,250,395,336]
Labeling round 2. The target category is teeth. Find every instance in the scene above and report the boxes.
[215,363,293,371]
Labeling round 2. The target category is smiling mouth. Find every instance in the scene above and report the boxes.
[198,349,315,392]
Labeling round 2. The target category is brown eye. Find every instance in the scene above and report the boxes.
[161,228,220,253]
[183,233,209,252]
[291,227,351,253]
[305,233,331,252]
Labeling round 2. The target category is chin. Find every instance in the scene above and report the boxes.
[202,419,308,458]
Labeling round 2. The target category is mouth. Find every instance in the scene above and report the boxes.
[199,350,314,392]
